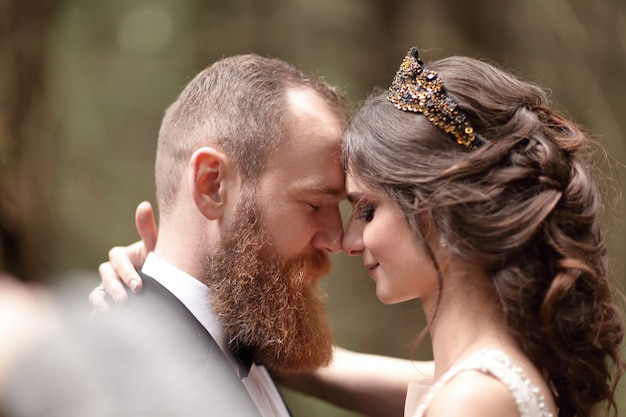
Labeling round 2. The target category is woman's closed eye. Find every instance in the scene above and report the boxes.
[354,204,375,222]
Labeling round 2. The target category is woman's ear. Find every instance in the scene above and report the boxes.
[189,147,233,220]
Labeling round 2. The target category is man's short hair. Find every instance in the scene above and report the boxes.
[155,54,349,213]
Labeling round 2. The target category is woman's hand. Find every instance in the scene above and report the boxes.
[88,201,158,312]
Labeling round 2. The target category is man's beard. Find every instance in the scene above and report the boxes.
[203,195,334,374]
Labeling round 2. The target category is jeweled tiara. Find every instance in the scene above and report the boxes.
[387,47,484,149]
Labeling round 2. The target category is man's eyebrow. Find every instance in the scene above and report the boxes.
[293,183,346,198]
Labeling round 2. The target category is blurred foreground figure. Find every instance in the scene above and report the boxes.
[0,272,260,417]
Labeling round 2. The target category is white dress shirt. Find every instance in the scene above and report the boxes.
[142,253,290,417]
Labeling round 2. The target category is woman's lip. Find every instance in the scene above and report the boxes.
[367,264,379,281]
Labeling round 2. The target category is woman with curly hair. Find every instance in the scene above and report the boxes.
[340,47,624,417]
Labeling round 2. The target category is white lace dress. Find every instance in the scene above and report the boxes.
[405,349,554,417]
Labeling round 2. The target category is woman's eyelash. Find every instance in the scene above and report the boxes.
[354,205,374,222]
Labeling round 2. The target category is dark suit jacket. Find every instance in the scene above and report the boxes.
[3,272,262,417]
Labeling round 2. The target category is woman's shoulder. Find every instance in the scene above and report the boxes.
[407,349,554,417]
[427,370,518,417]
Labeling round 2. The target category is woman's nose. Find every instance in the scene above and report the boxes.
[341,219,364,256]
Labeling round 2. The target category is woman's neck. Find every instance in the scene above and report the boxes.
[422,269,518,379]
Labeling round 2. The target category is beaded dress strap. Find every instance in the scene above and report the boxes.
[408,349,553,417]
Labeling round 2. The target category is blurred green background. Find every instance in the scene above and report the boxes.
[1,0,625,415]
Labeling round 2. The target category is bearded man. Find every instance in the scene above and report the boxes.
[89,53,349,417]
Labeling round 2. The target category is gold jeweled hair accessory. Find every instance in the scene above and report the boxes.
[387,47,485,149]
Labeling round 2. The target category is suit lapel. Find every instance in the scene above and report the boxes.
[133,271,253,378]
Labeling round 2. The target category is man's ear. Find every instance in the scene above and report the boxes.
[189,147,233,220]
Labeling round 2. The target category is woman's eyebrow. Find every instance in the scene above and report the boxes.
[346,192,364,204]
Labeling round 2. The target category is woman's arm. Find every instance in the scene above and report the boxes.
[275,346,434,417]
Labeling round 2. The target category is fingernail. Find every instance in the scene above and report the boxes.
[130,280,138,292]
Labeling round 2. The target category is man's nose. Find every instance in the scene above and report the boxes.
[311,209,344,254]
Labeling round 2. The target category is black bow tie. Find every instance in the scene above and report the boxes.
[230,343,256,379]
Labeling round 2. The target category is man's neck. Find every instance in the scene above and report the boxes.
[155,208,218,280]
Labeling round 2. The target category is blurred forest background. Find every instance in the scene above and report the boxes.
[1,0,625,415]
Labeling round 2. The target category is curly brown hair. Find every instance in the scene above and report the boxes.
[342,55,625,417]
